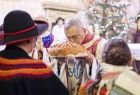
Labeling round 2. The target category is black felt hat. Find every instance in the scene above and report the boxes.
[0,10,48,45]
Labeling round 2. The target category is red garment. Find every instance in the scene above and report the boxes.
[81,30,103,56]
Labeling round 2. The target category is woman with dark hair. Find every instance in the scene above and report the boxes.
[52,17,66,45]
[55,17,65,25]
[79,38,140,95]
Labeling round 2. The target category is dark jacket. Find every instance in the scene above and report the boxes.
[0,46,69,95]
[134,30,140,43]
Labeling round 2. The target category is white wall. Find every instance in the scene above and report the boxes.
[0,0,45,25]
[126,0,140,28]
[127,0,140,19]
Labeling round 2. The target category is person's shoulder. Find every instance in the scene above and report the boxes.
[52,25,58,29]
[0,57,53,80]
[52,25,58,32]
[112,70,140,95]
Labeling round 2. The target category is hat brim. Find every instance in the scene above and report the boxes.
[0,20,49,45]
[35,20,49,34]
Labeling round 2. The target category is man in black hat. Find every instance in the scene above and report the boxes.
[0,10,69,95]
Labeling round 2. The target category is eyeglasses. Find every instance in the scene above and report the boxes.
[67,35,79,40]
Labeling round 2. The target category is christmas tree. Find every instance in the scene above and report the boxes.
[86,0,131,39]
